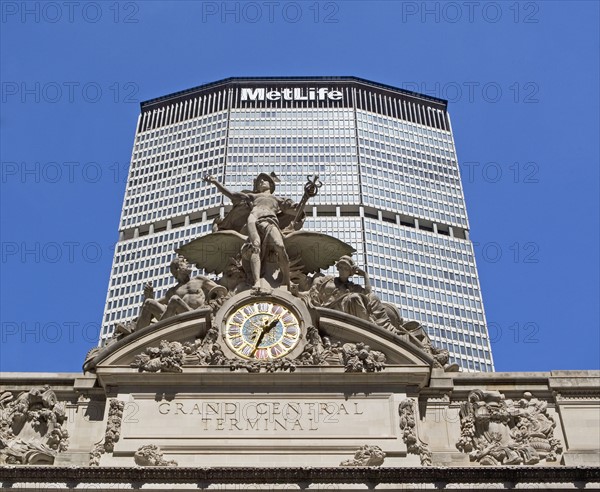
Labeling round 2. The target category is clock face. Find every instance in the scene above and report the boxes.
[224,301,301,360]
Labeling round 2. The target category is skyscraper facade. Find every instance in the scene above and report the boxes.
[100,77,494,371]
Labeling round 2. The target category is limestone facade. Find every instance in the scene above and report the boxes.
[1,305,598,489]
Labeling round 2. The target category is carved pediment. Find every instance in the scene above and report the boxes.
[87,297,436,378]
[315,307,436,367]
[84,308,212,372]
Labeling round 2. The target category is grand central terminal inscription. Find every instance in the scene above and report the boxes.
[121,395,403,440]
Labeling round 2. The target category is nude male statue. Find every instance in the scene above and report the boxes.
[131,256,226,331]
[203,173,298,290]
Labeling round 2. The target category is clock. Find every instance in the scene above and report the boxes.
[224,301,301,360]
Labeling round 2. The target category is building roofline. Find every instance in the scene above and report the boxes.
[140,76,448,110]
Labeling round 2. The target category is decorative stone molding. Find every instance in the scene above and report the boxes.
[340,445,386,466]
[130,340,185,373]
[456,390,563,466]
[229,358,296,373]
[89,399,124,466]
[554,391,600,402]
[1,464,598,485]
[425,393,451,403]
[0,386,69,465]
[133,444,178,467]
[399,398,432,466]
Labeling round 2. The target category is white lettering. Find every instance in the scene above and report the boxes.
[293,87,308,100]
[240,87,343,102]
[240,87,265,101]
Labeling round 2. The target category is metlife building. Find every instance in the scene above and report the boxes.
[101,77,494,372]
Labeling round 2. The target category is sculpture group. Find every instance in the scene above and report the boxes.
[115,174,399,331]
[98,172,457,374]
[4,173,570,473]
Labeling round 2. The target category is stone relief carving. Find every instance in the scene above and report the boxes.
[89,399,124,466]
[399,398,432,466]
[340,444,386,466]
[89,442,103,465]
[183,327,229,366]
[130,340,185,373]
[0,386,69,465]
[295,326,343,366]
[421,338,458,372]
[179,324,386,373]
[341,342,386,373]
[456,390,563,466]
[285,326,386,372]
[133,444,178,467]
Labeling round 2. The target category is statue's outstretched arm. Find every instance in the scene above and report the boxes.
[203,175,247,203]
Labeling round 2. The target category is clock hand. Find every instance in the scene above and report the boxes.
[248,318,267,339]
[250,329,267,356]
[250,318,272,355]
[250,314,285,357]
[265,313,284,331]
[253,315,284,351]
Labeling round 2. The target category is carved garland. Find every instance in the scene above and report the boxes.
[89,399,124,466]
[398,398,432,466]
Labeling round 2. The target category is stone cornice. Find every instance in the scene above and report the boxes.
[0,466,598,484]
[94,365,431,391]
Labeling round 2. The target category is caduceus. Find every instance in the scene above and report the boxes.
[288,174,322,231]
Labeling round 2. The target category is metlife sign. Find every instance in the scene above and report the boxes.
[240,87,343,102]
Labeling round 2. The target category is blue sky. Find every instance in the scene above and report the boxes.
[1,1,598,373]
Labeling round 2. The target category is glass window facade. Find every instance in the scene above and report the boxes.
[100,77,494,372]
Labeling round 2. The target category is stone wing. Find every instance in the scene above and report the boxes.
[284,231,356,274]
[176,230,246,274]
